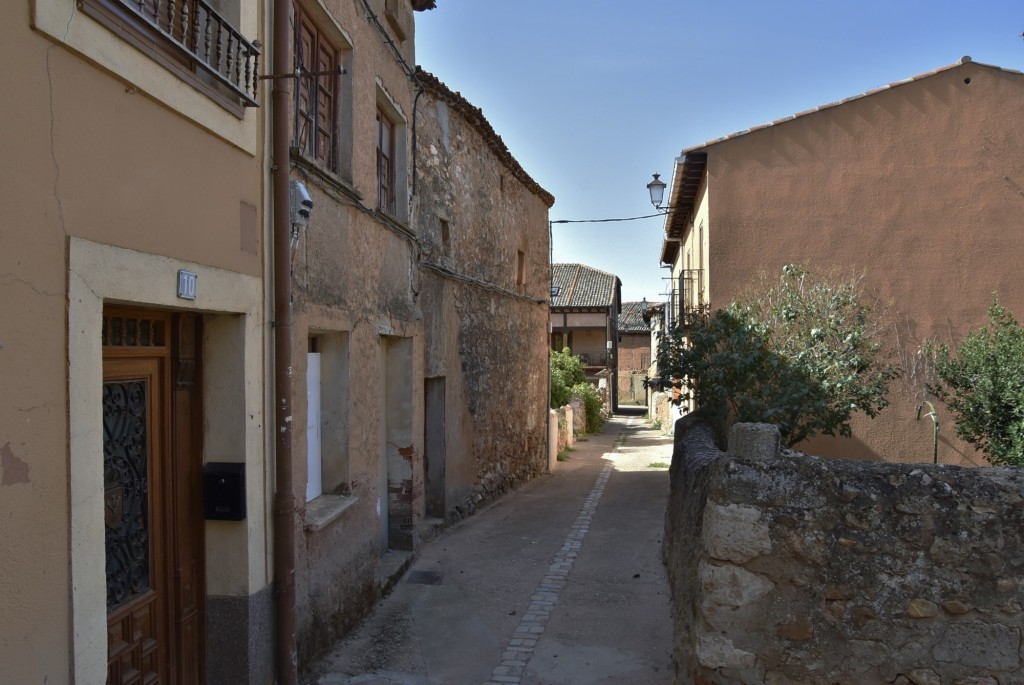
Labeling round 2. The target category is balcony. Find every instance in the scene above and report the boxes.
[678,302,710,329]
[577,353,610,368]
[84,0,261,108]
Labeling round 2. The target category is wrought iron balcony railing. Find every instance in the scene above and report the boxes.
[118,0,261,106]
[678,302,711,328]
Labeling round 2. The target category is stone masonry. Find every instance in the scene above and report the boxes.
[415,68,553,522]
[665,415,1024,685]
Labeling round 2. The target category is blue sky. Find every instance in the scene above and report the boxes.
[415,1,1024,302]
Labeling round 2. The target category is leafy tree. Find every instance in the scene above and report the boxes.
[550,347,585,409]
[549,348,605,432]
[657,265,899,447]
[928,297,1024,466]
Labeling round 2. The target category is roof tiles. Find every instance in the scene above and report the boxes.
[551,263,619,309]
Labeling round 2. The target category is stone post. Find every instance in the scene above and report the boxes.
[548,409,558,472]
[727,423,781,461]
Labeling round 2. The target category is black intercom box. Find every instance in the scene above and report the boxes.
[203,462,247,521]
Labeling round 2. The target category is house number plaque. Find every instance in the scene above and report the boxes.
[177,270,198,300]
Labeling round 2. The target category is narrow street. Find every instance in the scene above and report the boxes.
[304,415,675,685]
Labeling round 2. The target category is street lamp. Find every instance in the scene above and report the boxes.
[647,173,668,211]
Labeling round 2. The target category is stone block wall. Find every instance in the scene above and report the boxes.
[415,68,553,522]
[665,416,1024,685]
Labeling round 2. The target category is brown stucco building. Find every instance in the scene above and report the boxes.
[285,0,431,667]
[1,0,553,683]
[2,0,269,682]
[283,2,552,673]
[550,263,622,409]
[617,301,654,405]
[661,58,1024,465]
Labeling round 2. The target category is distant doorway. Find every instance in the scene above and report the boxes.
[424,377,446,519]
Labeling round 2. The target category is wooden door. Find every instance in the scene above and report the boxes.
[104,310,205,685]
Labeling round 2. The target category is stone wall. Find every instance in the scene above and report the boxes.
[653,392,676,434]
[415,68,553,522]
[556,405,574,454]
[665,416,1024,685]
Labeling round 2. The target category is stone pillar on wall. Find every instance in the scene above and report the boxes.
[569,398,584,434]
[727,423,781,461]
[563,404,575,446]
[548,409,558,471]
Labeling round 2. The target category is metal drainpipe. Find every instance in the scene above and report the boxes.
[272,0,298,682]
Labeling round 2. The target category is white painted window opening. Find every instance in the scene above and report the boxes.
[306,351,323,502]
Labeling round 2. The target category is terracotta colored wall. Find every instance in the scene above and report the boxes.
[699,61,1024,465]
[618,332,651,402]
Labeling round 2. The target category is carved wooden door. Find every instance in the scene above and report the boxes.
[103,310,205,685]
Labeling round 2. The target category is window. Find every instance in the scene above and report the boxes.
[294,3,340,169]
[80,0,259,114]
[516,250,527,286]
[440,218,451,256]
[384,0,408,42]
[306,332,351,502]
[306,339,323,502]
[375,87,408,221]
[377,107,396,214]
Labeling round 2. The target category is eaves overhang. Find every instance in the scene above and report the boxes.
[660,150,706,264]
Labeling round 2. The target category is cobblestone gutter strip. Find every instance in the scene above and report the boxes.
[483,420,631,685]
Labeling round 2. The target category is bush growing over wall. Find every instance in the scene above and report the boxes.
[928,296,1024,466]
[570,382,604,433]
[658,265,899,446]
[550,347,586,409]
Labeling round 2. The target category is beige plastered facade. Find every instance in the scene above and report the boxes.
[285,0,429,667]
[2,0,270,682]
[665,60,1024,464]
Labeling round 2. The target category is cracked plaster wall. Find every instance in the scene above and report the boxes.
[2,2,265,680]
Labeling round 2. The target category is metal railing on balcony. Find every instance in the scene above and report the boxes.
[120,0,261,106]
[678,302,711,328]
[666,269,708,329]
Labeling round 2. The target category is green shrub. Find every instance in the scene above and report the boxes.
[550,347,586,409]
[571,382,604,433]
[928,297,1024,466]
[657,265,899,447]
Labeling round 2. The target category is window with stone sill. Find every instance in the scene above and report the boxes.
[376,107,397,215]
[294,2,342,170]
[306,332,351,503]
[375,87,408,222]
[79,0,260,115]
